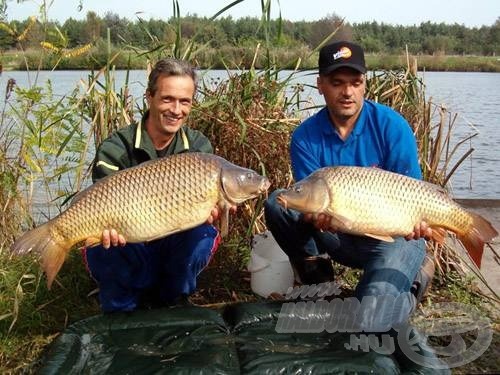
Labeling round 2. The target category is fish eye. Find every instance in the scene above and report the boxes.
[239,172,252,182]
[237,171,254,184]
[293,185,302,193]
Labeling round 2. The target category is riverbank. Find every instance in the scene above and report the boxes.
[368,54,500,72]
[1,49,500,72]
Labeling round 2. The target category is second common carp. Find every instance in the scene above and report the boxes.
[277,166,497,268]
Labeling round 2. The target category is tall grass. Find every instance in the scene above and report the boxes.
[365,55,478,186]
[0,79,27,251]
[6,49,500,72]
[81,33,137,150]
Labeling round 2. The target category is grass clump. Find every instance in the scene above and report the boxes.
[0,251,100,373]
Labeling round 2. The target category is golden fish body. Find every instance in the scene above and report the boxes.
[277,166,498,267]
[12,153,270,287]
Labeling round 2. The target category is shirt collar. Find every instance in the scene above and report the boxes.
[134,111,159,159]
[319,100,367,138]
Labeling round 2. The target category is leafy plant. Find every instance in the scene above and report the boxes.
[9,81,88,220]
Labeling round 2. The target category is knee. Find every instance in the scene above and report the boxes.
[403,237,425,251]
[355,292,415,332]
[188,223,220,241]
[398,238,426,270]
[84,243,146,282]
[186,224,220,259]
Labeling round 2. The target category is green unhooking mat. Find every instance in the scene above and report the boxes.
[38,301,445,374]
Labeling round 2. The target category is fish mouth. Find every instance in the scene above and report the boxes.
[221,176,271,205]
[260,178,271,193]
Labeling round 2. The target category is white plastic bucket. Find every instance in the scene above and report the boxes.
[247,231,294,297]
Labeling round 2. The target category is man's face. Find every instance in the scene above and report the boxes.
[146,74,195,136]
[317,67,365,123]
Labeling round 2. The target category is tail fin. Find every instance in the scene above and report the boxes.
[11,222,69,289]
[458,213,498,268]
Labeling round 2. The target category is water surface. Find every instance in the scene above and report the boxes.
[1,69,498,209]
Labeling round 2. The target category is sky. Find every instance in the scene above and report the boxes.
[5,0,500,27]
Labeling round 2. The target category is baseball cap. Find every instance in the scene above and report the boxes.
[318,41,366,75]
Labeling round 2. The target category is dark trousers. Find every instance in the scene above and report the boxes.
[83,224,220,312]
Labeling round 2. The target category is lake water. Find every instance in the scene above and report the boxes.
[417,71,500,199]
[1,69,499,207]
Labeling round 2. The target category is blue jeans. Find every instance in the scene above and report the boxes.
[264,190,425,331]
[83,224,220,313]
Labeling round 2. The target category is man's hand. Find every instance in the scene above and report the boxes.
[206,205,237,225]
[405,221,432,241]
[302,213,335,232]
[85,229,126,249]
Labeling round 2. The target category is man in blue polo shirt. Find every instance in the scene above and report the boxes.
[264,41,435,324]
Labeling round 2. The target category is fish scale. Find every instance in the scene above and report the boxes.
[11,153,270,288]
[324,167,468,235]
[277,166,498,268]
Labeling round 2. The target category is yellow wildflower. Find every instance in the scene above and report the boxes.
[62,43,92,58]
[40,41,61,53]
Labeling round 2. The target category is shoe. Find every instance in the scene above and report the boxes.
[411,254,435,304]
[393,324,451,374]
[292,256,335,285]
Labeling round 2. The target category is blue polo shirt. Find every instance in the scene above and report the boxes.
[290,100,422,182]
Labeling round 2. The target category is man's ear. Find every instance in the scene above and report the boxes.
[317,76,323,95]
[145,90,152,105]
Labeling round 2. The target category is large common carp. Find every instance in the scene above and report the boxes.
[11,153,270,288]
[277,166,497,268]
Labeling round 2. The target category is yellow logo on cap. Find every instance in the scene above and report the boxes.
[333,47,352,60]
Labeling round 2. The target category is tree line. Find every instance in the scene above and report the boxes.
[1,12,499,56]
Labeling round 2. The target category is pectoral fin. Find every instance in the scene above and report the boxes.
[85,237,101,248]
[328,213,354,231]
[364,233,395,242]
